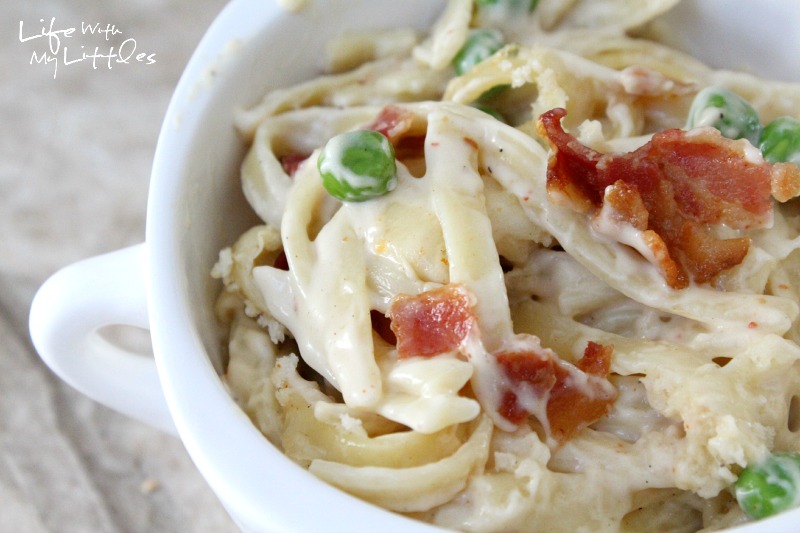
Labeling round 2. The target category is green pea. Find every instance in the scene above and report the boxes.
[452,28,505,76]
[471,103,505,122]
[317,130,397,202]
[476,0,539,13]
[469,83,509,122]
[477,83,510,102]
[759,116,800,165]
[735,452,800,520]
[686,86,762,145]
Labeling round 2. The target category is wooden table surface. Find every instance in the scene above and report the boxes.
[4,1,239,531]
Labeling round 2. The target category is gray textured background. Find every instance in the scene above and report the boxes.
[3,1,239,531]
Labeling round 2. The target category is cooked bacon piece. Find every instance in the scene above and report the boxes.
[366,105,426,166]
[279,154,308,176]
[537,107,800,289]
[597,181,690,287]
[496,347,557,425]
[498,392,528,426]
[496,338,616,442]
[576,341,614,375]
[366,105,416,144]
[388,284,476,358]
[546,342,616,442]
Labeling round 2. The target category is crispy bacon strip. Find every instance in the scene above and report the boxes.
[496,346,557,425]
[388,284,476,358]
[537,107,800,289]
[547,342,615,442]
[496,339,616,442]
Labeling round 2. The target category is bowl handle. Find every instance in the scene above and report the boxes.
[28,244,176,434]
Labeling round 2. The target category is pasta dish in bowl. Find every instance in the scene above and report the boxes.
[210,0,800,530]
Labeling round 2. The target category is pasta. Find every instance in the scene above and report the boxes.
[212,1,800,530]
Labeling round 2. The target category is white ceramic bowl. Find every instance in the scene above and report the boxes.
[28,1,800,531]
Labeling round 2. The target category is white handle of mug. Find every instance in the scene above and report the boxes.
[28,244,176,434]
